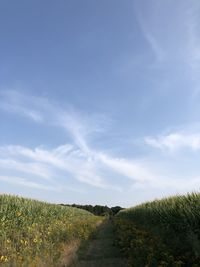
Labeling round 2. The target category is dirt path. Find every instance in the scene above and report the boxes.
[71,220,127,267]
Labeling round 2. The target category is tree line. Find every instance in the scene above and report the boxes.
[60,204,123,216]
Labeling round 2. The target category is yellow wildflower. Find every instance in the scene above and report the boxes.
[0,255,8,262]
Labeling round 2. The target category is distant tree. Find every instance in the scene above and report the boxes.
[111,206,123,215]
[59,203,123,216]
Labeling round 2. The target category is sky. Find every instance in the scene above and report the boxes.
[1,0,200,207]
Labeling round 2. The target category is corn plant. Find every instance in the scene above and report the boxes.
[0,194,102,266]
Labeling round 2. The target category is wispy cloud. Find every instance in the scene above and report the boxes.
[186,3,200,68]
[1,90,200,197]
[0,175,61,192]
[145,131,200,152]
[135,1,200,74]
[0,90,44,122]
[0,143,107,189]
[135,8,165,62]
[0,90,108,153]
[98,153,156,183]
[0,141,156,191]
[0,158,52,180]
[0,90,160,191]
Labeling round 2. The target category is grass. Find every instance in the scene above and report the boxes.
[0,194,102,267]
[114,192,200,266]
[71,219,127,267]
[2,192,200,266]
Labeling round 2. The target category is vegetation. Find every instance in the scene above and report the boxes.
[0,194,102,267]
[114,192,200,266]
[2,192,200,266]
[71,220,127,267]
[61,204,123,216]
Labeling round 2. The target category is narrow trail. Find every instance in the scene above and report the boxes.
[71,220,127,267]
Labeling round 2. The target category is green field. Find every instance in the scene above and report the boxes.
[0,194,102,267]
[1,193,200,267]
[114,193,200,266]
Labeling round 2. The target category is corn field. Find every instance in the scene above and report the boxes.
[114,193,200,267]
[0,194,102,267]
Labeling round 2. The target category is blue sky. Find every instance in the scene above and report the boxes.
[1,0,200,207]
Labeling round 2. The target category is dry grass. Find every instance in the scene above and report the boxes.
[59,240,80,267]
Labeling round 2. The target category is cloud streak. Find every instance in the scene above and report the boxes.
[0,90,160,191]
[135,6,165,62]
[145,131,200,152]
[1,90,200,198]
[135,1,200,79]
[0,175,61,192]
